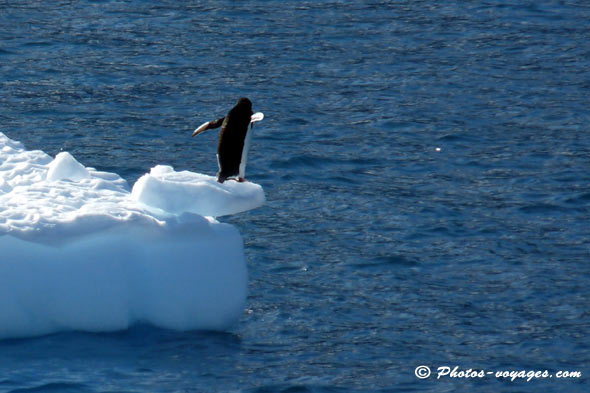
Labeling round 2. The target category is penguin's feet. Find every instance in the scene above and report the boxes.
[223,177,247,183]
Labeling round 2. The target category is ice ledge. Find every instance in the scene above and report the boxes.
[131,165,266,217]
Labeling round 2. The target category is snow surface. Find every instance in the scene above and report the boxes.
[0,132,264,339]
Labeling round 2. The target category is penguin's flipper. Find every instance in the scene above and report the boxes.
[191,117,225,137]
[192,121,211,137]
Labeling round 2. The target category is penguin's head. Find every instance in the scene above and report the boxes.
[236,97,252,114]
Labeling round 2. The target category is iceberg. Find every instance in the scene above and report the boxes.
[0,132,264,339]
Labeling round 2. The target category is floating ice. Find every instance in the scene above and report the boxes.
[0,132,264,339]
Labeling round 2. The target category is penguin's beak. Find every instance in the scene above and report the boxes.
[250,112,264,123]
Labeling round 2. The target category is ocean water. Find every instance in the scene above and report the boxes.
[1,0,589,392]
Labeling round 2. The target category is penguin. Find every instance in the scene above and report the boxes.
[192,98,263,183]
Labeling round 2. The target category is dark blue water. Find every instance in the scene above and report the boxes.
[1,1,589,392]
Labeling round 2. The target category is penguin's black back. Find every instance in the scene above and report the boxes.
[217,98,253,178]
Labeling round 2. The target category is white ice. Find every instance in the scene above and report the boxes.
[0,132,264,339]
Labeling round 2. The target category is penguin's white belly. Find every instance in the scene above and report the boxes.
[239,112,263,179]
[239,126,254,179]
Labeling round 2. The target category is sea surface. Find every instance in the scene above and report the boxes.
[1,1,589,392]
